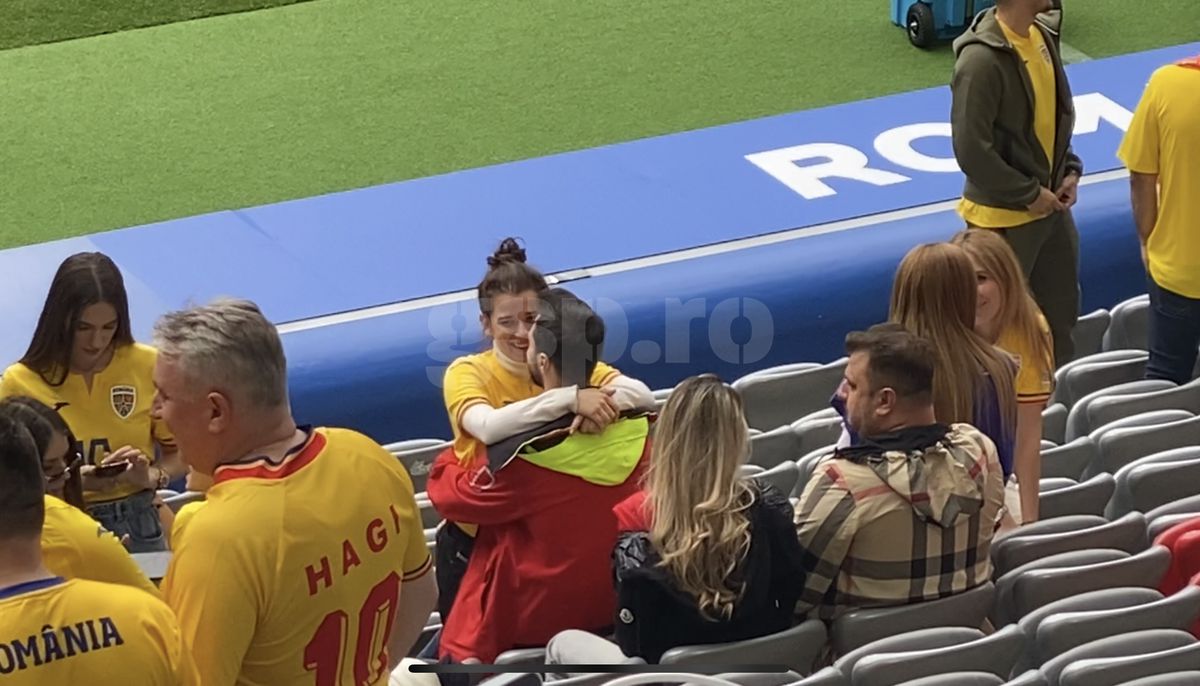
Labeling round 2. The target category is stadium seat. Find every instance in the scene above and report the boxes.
[791,415,844,462]
[1038,474,1115,519]
[388,440,451,493]
[1103,295,1150,352]
[849,625,1024,686]
[1147,496,1200,531]
[713,672,802,686]
[833,627,985,675]
[660,618,827,676]
[1035,585,1200,670]
[1065,379,1178,442]
[749,426,801,469]
[1058,637,1200,686]
[1087,378,1200,434]
[1040,439,1096,481]
[652,387,673,411]
[1039,628,1195,686]
[1013,587,1164,673]
[991,514,1147,578]
[829,582,994,655]
[1002,671,1048,686]
[792,668,848,686]
[131,551,172,582]
[733,359,846,431]
[1043,404,1068,445]
[1114,673,1200,686]
[1088,415,1200,479]
[1107,448,1200,518]
[163,490,204,512]
[1150,513,1200,541]
[895,675,1002,686]
[1070,309,1112,361]
[1052,350,1146,407]
[747,461,800,497]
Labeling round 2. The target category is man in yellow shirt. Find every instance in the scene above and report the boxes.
[951,0,1082,366]
[154,298,436,685]
[1118,56,1200,384]
[0,413,197,685]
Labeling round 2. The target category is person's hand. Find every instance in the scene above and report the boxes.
[1028,186,1066,215]
[572,387,618,433]
[1140,242,1150,271]
[574,417,606,434]
[104,446,153,490]
[80,464,122,493]
[1055,172,1080,209]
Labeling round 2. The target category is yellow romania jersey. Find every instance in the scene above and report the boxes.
[443,348,620,461]
[41,494,159,597]
[997,314,1055,404]
[0,343,175,503]
[0,576,197,684]
[162,427,431,686]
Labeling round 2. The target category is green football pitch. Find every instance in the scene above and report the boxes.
[1,0,1196,249]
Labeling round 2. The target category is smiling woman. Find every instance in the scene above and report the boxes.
[0,252,181,553]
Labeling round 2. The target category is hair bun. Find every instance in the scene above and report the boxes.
[487,237,527,268]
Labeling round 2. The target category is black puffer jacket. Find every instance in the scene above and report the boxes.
[611,483,806,663]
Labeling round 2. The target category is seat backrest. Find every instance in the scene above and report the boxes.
[1013,586,1163,672]
[1042,403,1068,446]
[848,625,1024,686]
[1035,585,1200,668]
[1002,671,1048,686]
[993,548,1129,627]
[1150,512,1200,540]
[1009,546,1173,626]
[1038,473,1116,520]
[1039,438,1096,480]
[1126,458,1200,519]
[991,513,1147,577]
[1064,356,1148,409]
[1112,672,1200,686]
[894,673,1002,686]
[1053,350,1146,407]
[832,627,983,675]
[1089,409,1195,445]
[789,667,848,686]
[748,461,800,498]
[1057,641,1200,686]
[1107,447,1200,518]
[1070,309,1111,361]
[660,619,827,676]
[384,438,448,452]
[1087,378,1200,434]
[163,490,204,513]
[392,441,451,493]
[1090,414,1200,479]
[749,426,802,468]
[733,360,845,431]
[1039,627,1195,685]
[791,415,844,460]
[829,583,994,656]
[1102,294,1149,352]
[1066,379,1179,442]
[1147,494,1200,525]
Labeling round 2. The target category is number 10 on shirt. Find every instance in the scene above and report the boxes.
[304,572,402,685]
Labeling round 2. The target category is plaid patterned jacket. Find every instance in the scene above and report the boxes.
[793,423,1005,620]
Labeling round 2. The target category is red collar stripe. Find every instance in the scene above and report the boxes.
[213,431,327,485]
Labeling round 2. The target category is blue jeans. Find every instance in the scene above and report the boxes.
[1146,276,1200,385]
[87,490,168,553]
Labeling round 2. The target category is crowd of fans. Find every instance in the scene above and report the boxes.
[0,0,1195,683]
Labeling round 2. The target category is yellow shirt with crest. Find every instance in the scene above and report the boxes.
[41,494,160,597]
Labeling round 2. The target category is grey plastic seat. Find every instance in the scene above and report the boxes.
[1040,439,1096,481]
[418,499,442,530]
[792,415,844,461]
[750,426,802,469]
[849,625,1024,686]
[1039,473,1116,519]
[661,619,827,676]
[715,672,802,686]
[1038,478,1079,493]
[991,514,1146,578]
[1036,585,1200,669]
[652,387,674,411]
[1013,586,1164,673]
[833,627,983,675]
[1087,378,1200,434]
[830,582,994,655]
[1088,409,1194,446]
[385,438,448,452]
[895,674,1002,686]
[748,461,800,497]
[163,490,204,512]
[1115,673,1200,686]
[1150,513,1200,540]
[1003,672,1048,686]
[1103,294,1149,352]
[1071,309,1111,361]
[1066,379,1179,442]
[791,667,848,686]
[1107,447,1200,518]
[1041,629,1195,685]
[1005,547,1173,627]
[993,548,1129,626]
[733,360,846,431]
[1053,350,1147,407]
[1043,404,1068,445]
[391,440,451,493]
[1146,495,1200,528]
[1056,632,1200,686]
[1088,414,1200,479]
[1064,357,1151,412]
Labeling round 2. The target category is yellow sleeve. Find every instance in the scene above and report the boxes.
[1117,73,1162,174]
[139,594,202,686]
[162,509,260,686]
[42,501,161,597]
[381,447,433,581]
[590,361,620,388]
[443,359,491,432]
[0,366,33,398]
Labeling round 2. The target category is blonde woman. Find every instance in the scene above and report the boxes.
[889,243,1018,481]
[547,375,805,665]
[952,229,1055,523]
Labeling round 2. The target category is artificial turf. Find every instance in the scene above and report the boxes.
[0,0,1196,249]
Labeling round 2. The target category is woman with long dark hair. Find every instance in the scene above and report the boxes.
[0,252,181,552]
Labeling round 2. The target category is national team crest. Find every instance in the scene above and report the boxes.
[110,385,136,419]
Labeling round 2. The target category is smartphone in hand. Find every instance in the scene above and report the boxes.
[92,461,130,478]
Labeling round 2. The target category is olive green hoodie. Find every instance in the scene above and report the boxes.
[951,7,1084,211]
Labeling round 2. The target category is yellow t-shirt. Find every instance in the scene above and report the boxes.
[1118,63,1200,298]
[443,348,620,461]
[958,19,1058,229]
[41,494,160,597]
[168,500,206,549]
[0,343,175,503]
[0,577,198,685]
[997,315,1055,404]
[162,427,431,686]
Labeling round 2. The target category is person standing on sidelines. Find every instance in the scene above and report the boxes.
[951,0,1082,366]
[154,299,435,685]
[1117,55,1200,384]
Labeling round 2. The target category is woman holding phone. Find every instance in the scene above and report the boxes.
[0,252,181,552]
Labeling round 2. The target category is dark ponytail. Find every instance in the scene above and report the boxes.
[477,238,548,318]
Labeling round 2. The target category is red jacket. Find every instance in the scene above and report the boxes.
[427,415,651,662]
